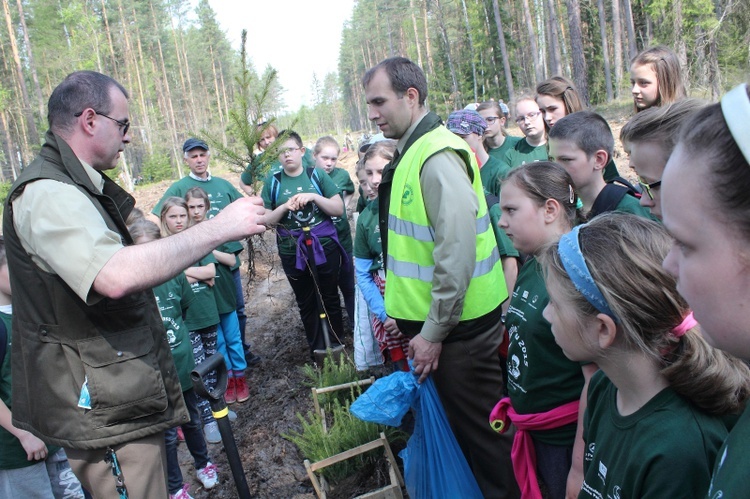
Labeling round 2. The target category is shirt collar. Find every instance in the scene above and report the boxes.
[189,172,212,182]
[397,111,429,154]
[79,160,105,194]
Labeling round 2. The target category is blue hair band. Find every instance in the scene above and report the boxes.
[558,225,618,322]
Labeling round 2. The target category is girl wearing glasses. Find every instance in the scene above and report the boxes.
[620,99,705,220]
[661,83,750,497]
[536,77,620,182]
[476,101,521,170]
[503,98,549,170]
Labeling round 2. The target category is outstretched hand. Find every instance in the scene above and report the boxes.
[212,196,266,240]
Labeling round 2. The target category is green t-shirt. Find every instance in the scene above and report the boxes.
[184,254,220,331]
[603,158,619,183]
[488,135,522,164]
[327,168,355,254]
[261,167,342,256]
[152,175,244,254]
[503,139,549,170]
[480,156,508,198]
[213,243,238,315]
[487,196,519,259]
[613,191,657,220]
[153,274,195,391]
[581,371,726,499]
[505,257,584,446]
[0,310,61,470]
[707,404,750,497]
[353,200,383,271]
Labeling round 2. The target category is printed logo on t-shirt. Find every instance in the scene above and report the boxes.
[283,188,292,196]
[584,442,595,462]
[608,485,622,499]
[598,460,607,482]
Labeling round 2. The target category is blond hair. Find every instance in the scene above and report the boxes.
[620,98,705,158]
[541,213,750,415]
[158,197,189,237]
[313,136,340,156]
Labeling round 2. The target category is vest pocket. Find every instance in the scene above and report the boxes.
[78,327,168,427]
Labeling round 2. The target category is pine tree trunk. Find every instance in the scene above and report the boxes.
[100,0,119,76]
[15,0,44,121]
[491,0,516,103]
[460,0,479,102]
[546,0,563,75]
[434,0,460,105]
[522,0,543,83]
[422,0,435,78]
[612,0,624,99]
[565,0,589,104]
[3,0,39,149]
[409,0,424,69]
[597,0,613,101]
[621,0,637,59]
[673,0,688,86]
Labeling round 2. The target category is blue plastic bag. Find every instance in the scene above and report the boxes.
[350,371,417,426]
[352,370,483,498]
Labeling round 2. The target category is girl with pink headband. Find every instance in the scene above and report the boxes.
[536,212,750,498]
[661,82,750,496]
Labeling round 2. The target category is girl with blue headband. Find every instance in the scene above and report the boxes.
[491,161,590,499]
[541,213,749,498]
[661,83,750,497]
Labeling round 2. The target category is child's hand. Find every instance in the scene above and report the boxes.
[289,193,317,211]
[18,429,47,461]
[203,277,215,287]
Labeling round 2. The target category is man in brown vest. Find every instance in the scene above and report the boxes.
[3,71,266,498]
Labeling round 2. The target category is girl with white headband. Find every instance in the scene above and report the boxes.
[541,212,749,498]
[661,82,750,496]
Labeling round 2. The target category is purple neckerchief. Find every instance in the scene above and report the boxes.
[277,219,350,271]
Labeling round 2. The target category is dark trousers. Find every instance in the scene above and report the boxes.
[165,389,210,494]
[231,268,248,346]
[338,251,356,331]
[532,438,573,499]
[280,244,344,354]
[431,322,520,499]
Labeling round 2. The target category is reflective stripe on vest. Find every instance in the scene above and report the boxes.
[385,125,507,322]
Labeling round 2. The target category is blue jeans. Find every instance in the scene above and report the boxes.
[216,311,247,372]
[231,268,248,346]
[165,389,210,494]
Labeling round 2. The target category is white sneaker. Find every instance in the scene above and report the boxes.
[169,483,194,499]
[196,462,219,489]
[203,421,221,444]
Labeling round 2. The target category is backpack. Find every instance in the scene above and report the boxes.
[589,176,642,219]
[269,167,323,210]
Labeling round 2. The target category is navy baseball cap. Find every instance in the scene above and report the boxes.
[183,138,209,153]
[446,110,487,136]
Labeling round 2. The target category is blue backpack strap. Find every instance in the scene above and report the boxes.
[307,167,323,196]
[270,171,283,210]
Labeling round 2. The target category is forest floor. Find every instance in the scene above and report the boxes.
[133,116,635,499]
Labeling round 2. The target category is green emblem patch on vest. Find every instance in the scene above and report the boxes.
[402,183,414,206]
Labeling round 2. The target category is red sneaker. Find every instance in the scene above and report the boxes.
[224,377,237,404]
[235,376,250,403]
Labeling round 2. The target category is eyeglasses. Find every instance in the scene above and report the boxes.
[279,147,301,156]
[638,177,662,200]
[74,110,130,136]
[515,111,542,123]
[484,116,499,124]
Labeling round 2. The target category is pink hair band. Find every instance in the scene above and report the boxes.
[672,311,697,338]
